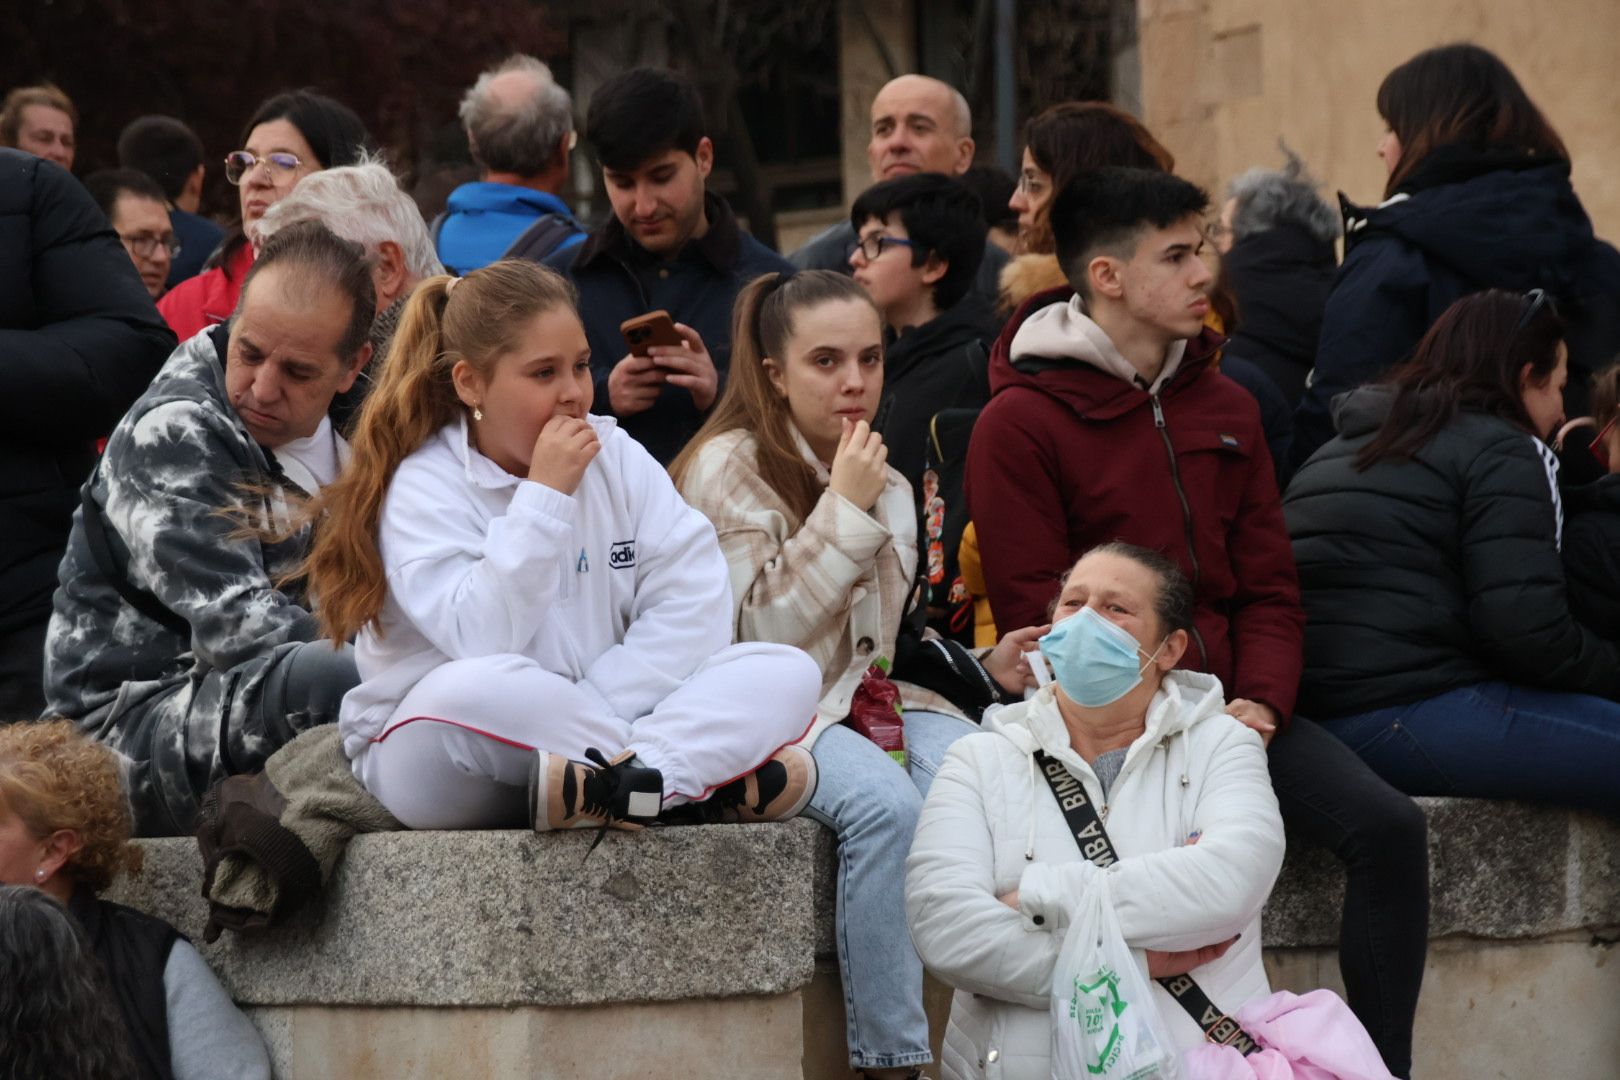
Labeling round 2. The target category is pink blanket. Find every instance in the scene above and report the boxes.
[1183,989,1397,1080]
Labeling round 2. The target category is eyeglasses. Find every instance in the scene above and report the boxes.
[224,150,303,185]
[1591,415,1618,470]
[854,235,919,262]
[121,233,180,259]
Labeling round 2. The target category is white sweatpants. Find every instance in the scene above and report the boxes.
[352,643,821,829]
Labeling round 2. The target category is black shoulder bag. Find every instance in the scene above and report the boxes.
[1034,750,1260,1055]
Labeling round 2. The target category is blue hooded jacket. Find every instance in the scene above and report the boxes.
[436,181,584,275]
[1292,149,1620,468]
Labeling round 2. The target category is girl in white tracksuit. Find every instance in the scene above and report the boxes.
[905,544,1286,1079]
[301,260,821,830]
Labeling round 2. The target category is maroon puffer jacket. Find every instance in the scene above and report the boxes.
[965,287,1304,720]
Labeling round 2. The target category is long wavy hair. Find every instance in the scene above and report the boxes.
[1377,43,1567,198]
[0,886,139,1080]
[670,270,878,527]
[1355,289,1565,470]
[299,260,578,642]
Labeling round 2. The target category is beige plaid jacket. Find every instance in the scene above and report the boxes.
[678,428,965,745]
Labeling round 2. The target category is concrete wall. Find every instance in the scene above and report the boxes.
[1136,0,1620,240]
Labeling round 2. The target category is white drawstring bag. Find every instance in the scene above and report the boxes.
[1051,874,1180,1080]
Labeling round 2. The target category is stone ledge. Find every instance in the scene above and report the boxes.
[108,823,822,1008]
[108,798,1620,1011]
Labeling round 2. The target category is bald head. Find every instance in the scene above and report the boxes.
[459,55,575,180]
[867,75,975,182]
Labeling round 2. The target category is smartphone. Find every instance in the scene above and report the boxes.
[620,310,685,359]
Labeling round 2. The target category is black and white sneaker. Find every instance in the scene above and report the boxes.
[530,747,664,832]
[664,745,818,825]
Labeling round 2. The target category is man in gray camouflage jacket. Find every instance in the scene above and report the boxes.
[44,222,376,835]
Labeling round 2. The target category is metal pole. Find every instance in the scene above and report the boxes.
[995,0,1017,173]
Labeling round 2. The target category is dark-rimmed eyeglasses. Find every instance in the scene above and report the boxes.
[120,232,180,259]
[224,150,303,185]
[854,235,919,262]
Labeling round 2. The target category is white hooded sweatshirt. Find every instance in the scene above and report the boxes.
[338,415,735,759]
[905,671,1285,1080]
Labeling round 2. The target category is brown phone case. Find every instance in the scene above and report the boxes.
[620,310,685,357]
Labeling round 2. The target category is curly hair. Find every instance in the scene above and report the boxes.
[0,721,140,894]
[0,885,139,1080]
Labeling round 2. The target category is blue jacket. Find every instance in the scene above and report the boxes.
[1292,149,1620,467]
[544,193,792,464]
[436,181,584,275]
[166,208,224,288]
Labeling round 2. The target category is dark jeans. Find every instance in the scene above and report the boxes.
[0,618,48,721]
[1326,681,1620,814]
[1268,715,1428,1079]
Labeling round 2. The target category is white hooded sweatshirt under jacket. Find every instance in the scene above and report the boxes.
[338,415,734,758]
[905,672,1285,1080]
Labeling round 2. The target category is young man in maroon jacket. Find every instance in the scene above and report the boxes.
[965,167,1428,1078]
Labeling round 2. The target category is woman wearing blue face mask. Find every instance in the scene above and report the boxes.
[905,542,1286,1079]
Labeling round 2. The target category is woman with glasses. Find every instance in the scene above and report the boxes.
[1292,43,1620,471]
[1286,290,1620,813]
[157,89,369,341]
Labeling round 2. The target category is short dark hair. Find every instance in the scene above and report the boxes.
[116,116,204,201]
[1051,167,1210,299]
[82,168,168,223]
[1063,541,1195,637]
[237,220,375,361]
[241,89,371,171]
[850,173,987,310]
[586,68,705,173]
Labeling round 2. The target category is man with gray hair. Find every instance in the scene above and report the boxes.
[256,157,445,427]
[790,74,1007,305]
[437,54,584,273]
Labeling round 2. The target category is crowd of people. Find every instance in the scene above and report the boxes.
[2,37,1618,1080]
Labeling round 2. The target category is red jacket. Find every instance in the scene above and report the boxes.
[965,287,1304,719]
[157,242,253,341]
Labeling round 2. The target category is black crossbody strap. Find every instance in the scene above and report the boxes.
[1034,750,1260,1056]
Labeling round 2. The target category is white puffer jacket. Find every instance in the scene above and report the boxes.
[905,672,1285,1080]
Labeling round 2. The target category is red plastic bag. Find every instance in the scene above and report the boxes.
[847,658,906,766]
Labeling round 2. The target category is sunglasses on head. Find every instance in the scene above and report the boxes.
[1591,415,1618,470]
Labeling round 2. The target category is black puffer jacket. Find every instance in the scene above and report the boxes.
[0,150,175,634]
[1222,221,1336,408]
[1292,147,1620,467]
[1564,474,1620,640]
[1284,387,1620,716]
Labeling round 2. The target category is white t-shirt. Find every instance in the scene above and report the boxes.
[275,415,344,493]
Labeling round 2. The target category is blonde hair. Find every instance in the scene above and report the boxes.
[1591,362,1620,430]
[0,84,77,146]
[0,721,140,894]
[300,259,577,641]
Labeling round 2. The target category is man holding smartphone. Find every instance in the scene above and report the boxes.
[545,68,792,464]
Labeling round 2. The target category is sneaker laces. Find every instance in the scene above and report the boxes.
[579,747,642,855]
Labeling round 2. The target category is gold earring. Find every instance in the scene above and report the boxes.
[473,406,483,421]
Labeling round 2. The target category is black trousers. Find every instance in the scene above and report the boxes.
[1268,715,1429,1079]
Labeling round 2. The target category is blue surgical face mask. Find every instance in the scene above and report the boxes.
[1038,606,1166,707]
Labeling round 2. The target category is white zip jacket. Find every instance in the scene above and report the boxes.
[905,672,1284,1079]
[338,415,734,759]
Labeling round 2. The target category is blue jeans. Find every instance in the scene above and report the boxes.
[803,709,977,1071]
[1326,681,1620,814]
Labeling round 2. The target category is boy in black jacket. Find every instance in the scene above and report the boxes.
[848,173,1002,637]
[1566,362,1620,638]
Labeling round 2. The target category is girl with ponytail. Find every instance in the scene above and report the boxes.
[671,270,1042,1080]
[308,259,821,832]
